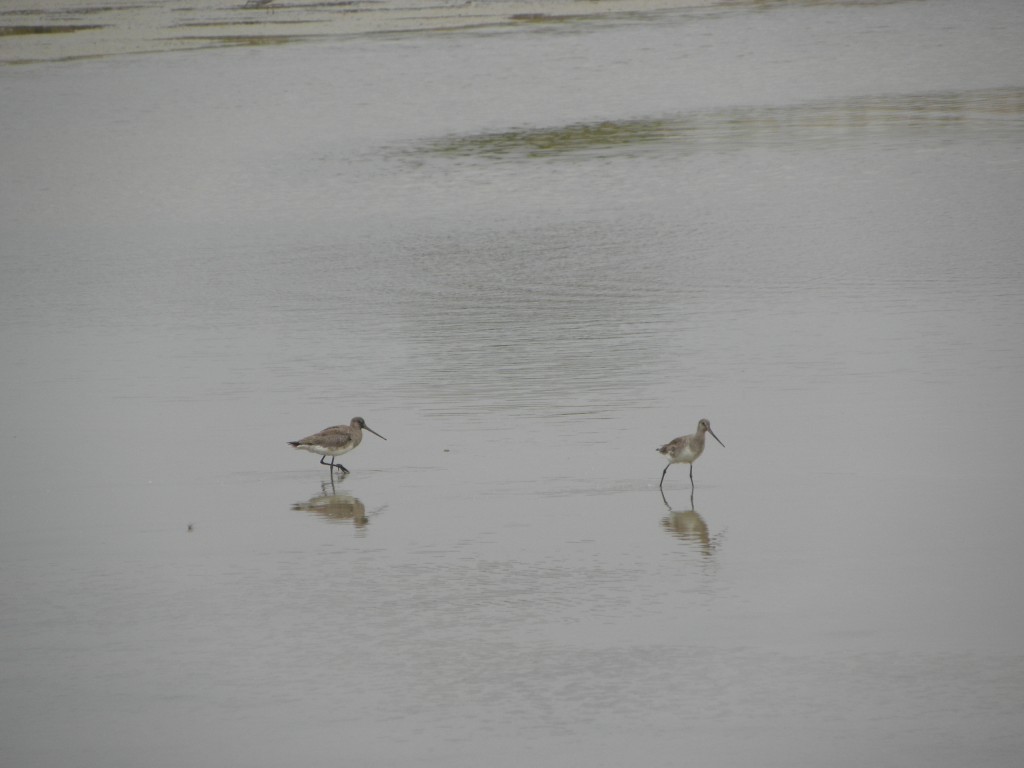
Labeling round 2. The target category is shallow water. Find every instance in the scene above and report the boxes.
[3,1,1024,766]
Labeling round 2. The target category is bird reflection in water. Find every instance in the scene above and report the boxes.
[660,488,724,557]
[292,480,378,532]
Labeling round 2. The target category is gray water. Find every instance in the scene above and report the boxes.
[2,1,1024,766]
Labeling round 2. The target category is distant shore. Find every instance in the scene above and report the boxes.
[1,0,713,65]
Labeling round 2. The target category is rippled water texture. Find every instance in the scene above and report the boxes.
[2,1,1024,766]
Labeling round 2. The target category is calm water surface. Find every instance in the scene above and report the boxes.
[2,1,1024,766]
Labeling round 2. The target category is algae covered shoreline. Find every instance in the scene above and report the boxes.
[1,0,715,65]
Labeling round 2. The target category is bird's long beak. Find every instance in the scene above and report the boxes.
[364,425,387,441]
[709,429,725,448]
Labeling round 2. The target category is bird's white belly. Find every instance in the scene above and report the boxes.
[295,442,353,457]
[671,446,701,464]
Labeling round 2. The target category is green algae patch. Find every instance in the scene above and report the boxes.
[415,88,1024,162]
[425,118,675,159]
[175,34,316,47]
[0,25,104,36]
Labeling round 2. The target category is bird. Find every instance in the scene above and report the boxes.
[288,417,386,475]
[657,418,724,489]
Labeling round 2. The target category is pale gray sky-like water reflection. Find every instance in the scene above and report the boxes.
[2,1,1024,767]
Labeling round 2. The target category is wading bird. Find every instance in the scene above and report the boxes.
[288,417,386,475]
[657,418,724,489]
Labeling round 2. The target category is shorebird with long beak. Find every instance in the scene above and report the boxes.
[288,417,386,475]
[657,418,724,489]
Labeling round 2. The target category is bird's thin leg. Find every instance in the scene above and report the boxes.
[689,464,695,490]
[335,462,350,475]
[660,464,670,489]
[320,456,333,468]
